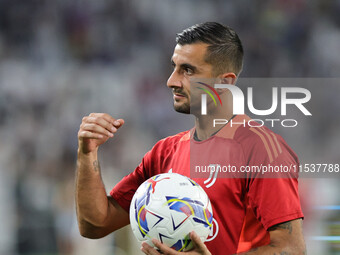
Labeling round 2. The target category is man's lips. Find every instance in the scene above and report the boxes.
[173,93,187,100]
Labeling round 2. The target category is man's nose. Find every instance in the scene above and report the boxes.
[167,71,182,89]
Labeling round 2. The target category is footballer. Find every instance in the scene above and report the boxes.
[76,22,306,254]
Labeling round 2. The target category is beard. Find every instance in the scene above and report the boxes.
[172,88,191,114]
[173,101,190,114]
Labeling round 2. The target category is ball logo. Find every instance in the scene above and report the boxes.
[147,176,170,193]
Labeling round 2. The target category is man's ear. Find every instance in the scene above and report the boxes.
[216,72,237,94]
[220,72,237,85]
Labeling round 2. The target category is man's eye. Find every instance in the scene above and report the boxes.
[185,68,194,75]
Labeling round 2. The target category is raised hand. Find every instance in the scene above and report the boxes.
[78,113,124,154]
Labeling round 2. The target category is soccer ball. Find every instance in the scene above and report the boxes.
[129,173,213,252]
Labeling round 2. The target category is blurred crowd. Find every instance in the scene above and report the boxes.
[0,0,339,254]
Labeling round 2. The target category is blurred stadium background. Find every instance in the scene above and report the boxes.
[0,0,339,254]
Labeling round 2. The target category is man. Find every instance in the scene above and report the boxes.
[76,22,306,254]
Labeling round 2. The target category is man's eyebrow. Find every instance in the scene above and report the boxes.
[181,63,197,72]
[171,60,198,72]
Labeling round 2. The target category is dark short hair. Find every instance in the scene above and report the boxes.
[176,22,244,76]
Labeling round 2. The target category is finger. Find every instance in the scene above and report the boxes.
[152,239,178,255]
[114,118,125,128]
[84,116,117,133]
[78,130,104,139]
[190,231,207,251]
[141,242,161,255]
[89,112,115,122]
[89,113,122,127]
[99,113,121,127]
[81,123,114,137]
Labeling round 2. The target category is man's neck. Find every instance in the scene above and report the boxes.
[194,111,234,141]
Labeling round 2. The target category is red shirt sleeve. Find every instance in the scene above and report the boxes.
[109,132,186,212]
[243,128,304,230]
[247,176,304,230]
[109,151,150,212]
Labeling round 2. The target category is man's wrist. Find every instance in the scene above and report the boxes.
[77,147,98,157]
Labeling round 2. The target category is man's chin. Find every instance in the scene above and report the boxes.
[173,103,190,114]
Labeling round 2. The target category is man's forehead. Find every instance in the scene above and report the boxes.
[171,43,209,64]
